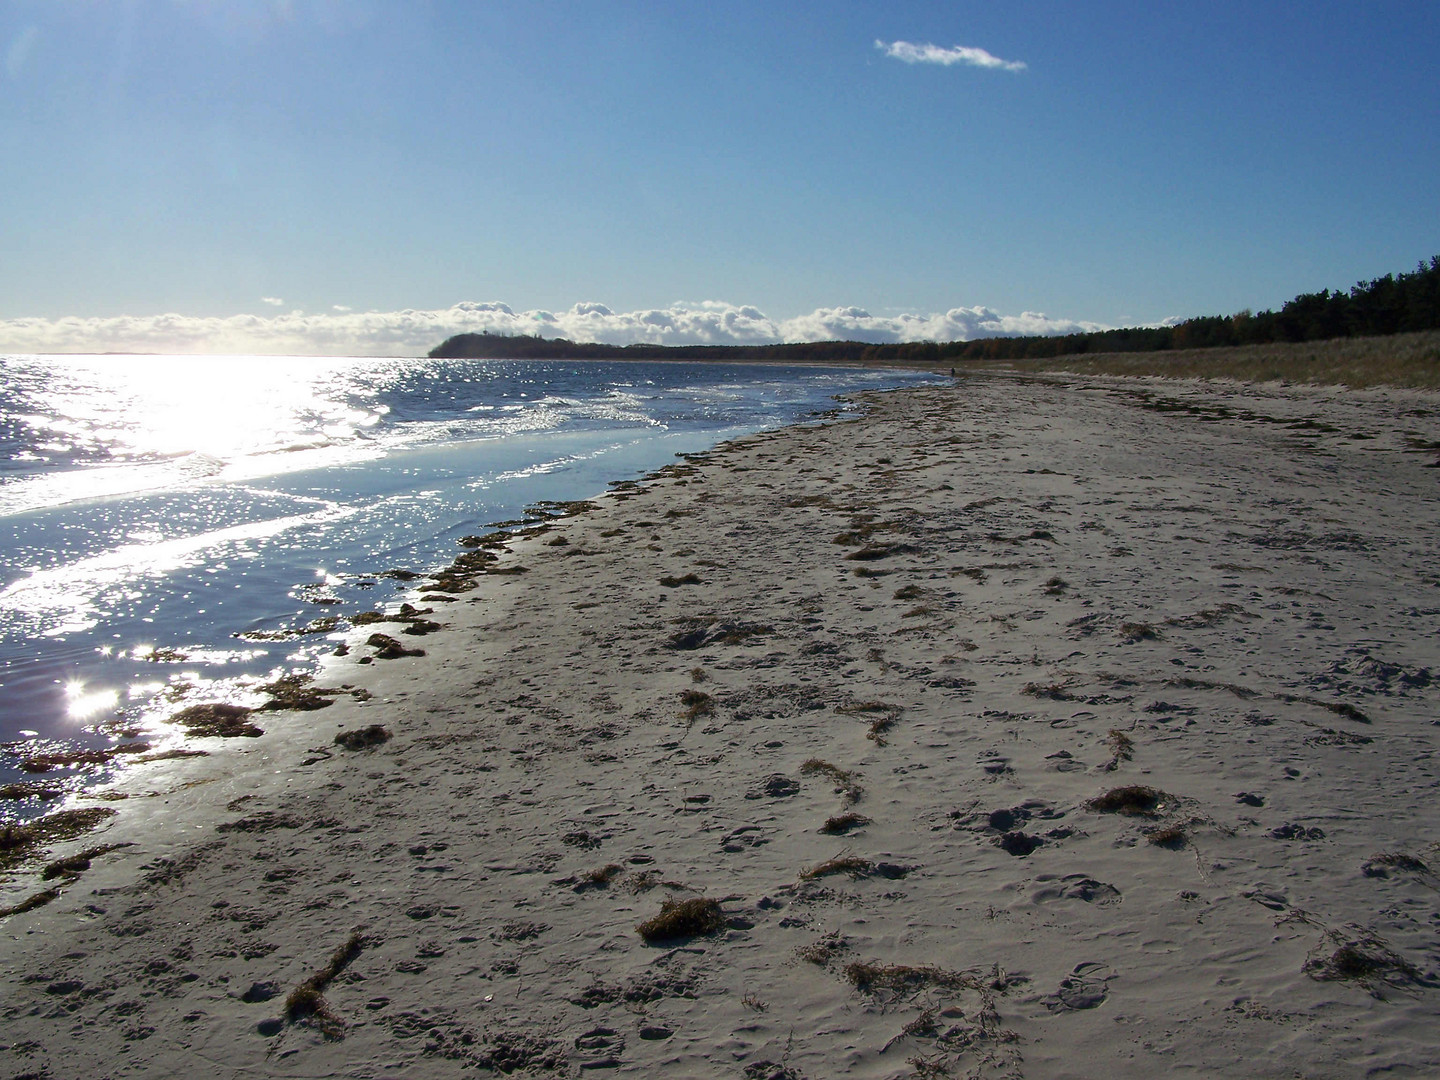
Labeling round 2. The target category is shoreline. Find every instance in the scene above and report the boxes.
[3,372,1440,1078]
[0,357,941,803]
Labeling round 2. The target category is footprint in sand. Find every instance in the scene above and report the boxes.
[998,831,1043,856]
[979,753,1013,776]
[720,826,771,852]
[573,1026,624,1069]
[1269,823,1326,841]
[746,774,801,799]
[948,801,1076,857]
[1031,874,1123,905]
[1042,962,1114,1012]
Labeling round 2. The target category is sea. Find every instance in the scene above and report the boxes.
[0,353,942,816]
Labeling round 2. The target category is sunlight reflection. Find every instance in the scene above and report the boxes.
[42,355,380,461]
[0,507,354,634]
[0,355,392,516]
[65,681,119,720]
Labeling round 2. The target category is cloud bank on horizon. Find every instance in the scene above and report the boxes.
[0,301,1106,357]
[876,40,1027,72]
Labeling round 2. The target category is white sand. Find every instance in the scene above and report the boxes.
[3,372,1440,1079]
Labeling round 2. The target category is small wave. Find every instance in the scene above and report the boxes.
[272,438,338,454]
[0,454,226,518]
[0,503,355,633]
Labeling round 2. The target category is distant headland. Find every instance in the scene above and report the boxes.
[430,256,1440,367]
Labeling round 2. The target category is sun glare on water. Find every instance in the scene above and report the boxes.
[66,354,374,461]
[64,680,119,720]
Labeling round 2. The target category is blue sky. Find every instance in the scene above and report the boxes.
[2,1,1437,353]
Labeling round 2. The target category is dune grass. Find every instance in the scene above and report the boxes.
[985,330,1440,389]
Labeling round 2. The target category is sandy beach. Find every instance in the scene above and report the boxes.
[4,371,1440,1079]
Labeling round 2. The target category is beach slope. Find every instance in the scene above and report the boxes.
[4,373,1440,1079]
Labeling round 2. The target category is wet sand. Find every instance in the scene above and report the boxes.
[3,372,1440,1079]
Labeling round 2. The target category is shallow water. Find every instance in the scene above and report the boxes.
[0,354,940,812]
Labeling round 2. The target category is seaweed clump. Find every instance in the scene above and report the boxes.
[41,842,133,880]
[1361,852,1430,878]
[679,690,714,723]
[333,725,392,750]
[819,812,870,836]
[635,897,725,943]
[366,633,425,660]
[17,742,152,773]
[0,782,63,802]
[1086,785,1170,816]
[257,674,336,712]
[1145,823,1189,849]
[284,930,365,1039]
[843,961,997,996]
[1304,927,1422,994]
[172,703,263,738]
[0,808,117,872]
[800,759,864,805]
[0,887,61,919]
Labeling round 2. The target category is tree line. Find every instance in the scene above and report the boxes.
[430,255,1440,364]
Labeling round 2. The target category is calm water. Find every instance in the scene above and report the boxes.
[0,354,940,813]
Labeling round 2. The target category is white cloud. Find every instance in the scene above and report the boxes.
[779,305,1100,343]
[332,304,352,312]
[0,300,1103,357]
[876,39,1026,72]
[260,296,285,306]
